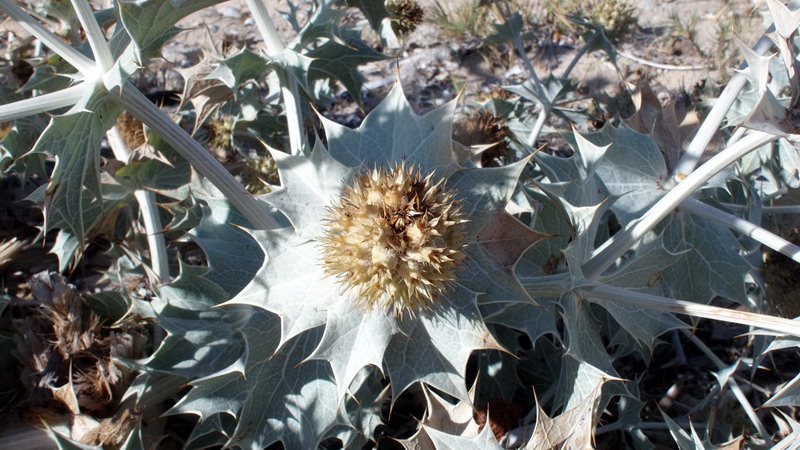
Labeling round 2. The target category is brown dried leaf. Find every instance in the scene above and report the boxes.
[476,213,549,270]
[526,384,603,450]
[625,82,699,171]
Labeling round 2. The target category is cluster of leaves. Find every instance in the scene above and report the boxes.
[1,0,800,449]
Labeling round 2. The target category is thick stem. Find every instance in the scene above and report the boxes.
[107,83,280,230]
[586,283,800,337]
[69,0,113,71]
[106,126,170,283]
[519,274,569,297]
[244,0,306,155]
[0,83,89,121]
[681,197,800,264]
[0,0,97,77]
[526,105,548,147]
[583,131,778,280]
[721,203,800,214]
[561,33,597,80]
[681,329,770,439]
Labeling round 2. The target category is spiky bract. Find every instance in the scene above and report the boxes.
[319,163,467,317]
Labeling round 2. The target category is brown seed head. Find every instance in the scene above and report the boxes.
[388,0,424,36]
[319,163,467,317]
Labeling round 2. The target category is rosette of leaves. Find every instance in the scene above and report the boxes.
[170,83,546,448]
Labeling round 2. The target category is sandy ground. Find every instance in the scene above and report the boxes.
[156,0,767,110]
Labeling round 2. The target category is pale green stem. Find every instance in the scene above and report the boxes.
[69,0,113,71]
[107,83,281,230]
[726,126,747,147]
[244,0,306,155]
[0,83,89,121]
[0,0,97,77]
[721,203,800,214]
[680,329,770,439]
[585,283,800,337]
[668,0,800,183]
[561,33,597,80]
[681,197,800,264]
[106,126,170,284]
[526,105,548,147]
[583,131,778,280]
[519,274,569,297]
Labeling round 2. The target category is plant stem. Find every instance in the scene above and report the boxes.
[585,283,800,337]
[0,83,89,121]
[106,126,170,283]
[0,0,97,77]
[107,83,281,231]
[519,274,569,297]
[721,203,800,214]
[561,33,597,80]
[244,0,306,155]
[69,0,113,71]
[583,131,778,280]
[526,105,548,147]
[669,0,800,183]
[681,197,800,264]
[615,49,708,71]
[681,329,770,439]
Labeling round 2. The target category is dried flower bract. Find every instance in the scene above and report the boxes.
[320,163,467,317]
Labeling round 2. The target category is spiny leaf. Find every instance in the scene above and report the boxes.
[208,48,270,90]
[188,180,266,296]
[172,310,338,450]
[139,264,246,377]
[118,0,227,60]
[565,123,669,226]
[320,82,458,169]
[661,211,751,304]
[306,301,397,400]
[307,31,389,106]
[343,0,392,30]
[765,372,800,407]
[383,284,502,403]
[227,228,336,346]
[526,379,603,450]
[34,86,120,247]
[265,144,354,239]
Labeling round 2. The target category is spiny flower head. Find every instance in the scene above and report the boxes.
[453,110,512,167]
[319,162,467,317]
[584,0,637,43]
[388,0,424,36]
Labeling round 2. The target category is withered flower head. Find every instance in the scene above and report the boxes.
[116,112,146,150]
[388,0,424,36]
[205,115,235,161]
[242,153,279,195]
[319,163,467,317]
[584,0,637,44]
[454,110,512,167]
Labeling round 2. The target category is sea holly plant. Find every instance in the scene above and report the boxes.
[3,0,800,449]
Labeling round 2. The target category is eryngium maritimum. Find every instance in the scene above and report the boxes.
[319,163,467,316]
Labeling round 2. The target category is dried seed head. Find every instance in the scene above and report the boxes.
[584,0,637,44]
[243,154,279,195]
[453,110,512,167]
[320,163,467,317]
[116,112,146,149]
[388,0,424,36]
[205,115,235,161]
